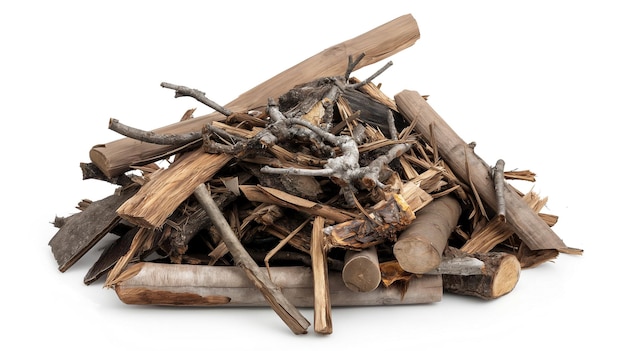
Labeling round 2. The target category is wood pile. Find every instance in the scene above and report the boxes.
[48,14,582,335]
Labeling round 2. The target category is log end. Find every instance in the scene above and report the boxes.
[342,254,381,292]
[393,239,441,274]
[491,254,521,298]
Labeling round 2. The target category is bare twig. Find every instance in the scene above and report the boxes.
[109,118,201,145]
[161,82,233,117]
[492,159,506,219]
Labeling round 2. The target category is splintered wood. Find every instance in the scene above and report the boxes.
[48,14,582,335]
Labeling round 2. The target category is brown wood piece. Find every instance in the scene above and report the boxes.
[114,262,443,307]
[441,248,522,300]
[393,194,461,274]
[311,216,332,335]
[342,247,381,292]
[394,90,580,254]
[116,150,232,229]
[89,14,420,178]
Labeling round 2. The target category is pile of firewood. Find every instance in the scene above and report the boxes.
[48,14,581,335]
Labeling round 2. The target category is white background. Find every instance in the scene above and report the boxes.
[2,1,623,349]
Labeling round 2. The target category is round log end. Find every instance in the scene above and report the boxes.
[393,239,441,274]
[491,254,521,298]
[342,254,381,292]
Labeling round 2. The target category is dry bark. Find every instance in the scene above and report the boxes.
[49,188,136,272]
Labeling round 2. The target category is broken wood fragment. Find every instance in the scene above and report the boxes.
[49,188,136,272]
[310,216,332,335]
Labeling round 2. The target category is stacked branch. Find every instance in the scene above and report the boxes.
[48,13,581,336]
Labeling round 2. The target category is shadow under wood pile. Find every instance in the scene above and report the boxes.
[48,14,582,335]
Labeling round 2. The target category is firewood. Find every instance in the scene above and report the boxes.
[193,183,310,334]
[342,246,382,292]
[393,194,462,274]
[441,248,521,300]
[113,262,443,307]
[89,14,420,178]
[394,90,582,255]
[310,216,332,334]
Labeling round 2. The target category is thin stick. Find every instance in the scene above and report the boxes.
[492,159,506,219]
[193,184,310,334]
[161,82,233,117]
[109,118,202,145]
[311,216,332,335]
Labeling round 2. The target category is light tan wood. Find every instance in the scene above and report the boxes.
[114,262,443,307]
[342,247,381,292]
[393,194,461,274]
[90,14,420,178]
[310,216,332,335]
[116,150,232,228]
[394,90,580,254]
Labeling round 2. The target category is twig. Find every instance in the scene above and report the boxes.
[347,61,393,90]
[109,118,202,145]
[492,159,506,219]
[161,82,233,117]
[193,183,310,334]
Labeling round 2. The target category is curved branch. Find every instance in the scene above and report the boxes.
[161,82,233,117]
[109,118,201,145]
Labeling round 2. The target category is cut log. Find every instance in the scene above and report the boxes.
[342,246,381,292]
[89,14,420,178]
[393,194,462,274]
[114,262,443,307]
[441,248,521,300]
[394,90,581,255]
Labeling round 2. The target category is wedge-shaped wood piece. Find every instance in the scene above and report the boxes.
[49,189,136,272]
[116,151,232,229]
